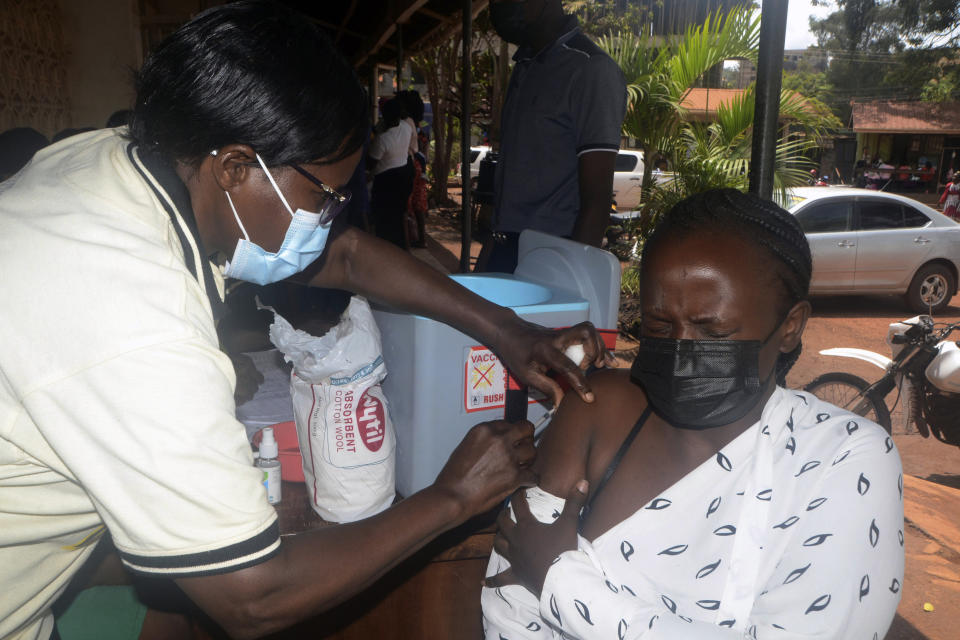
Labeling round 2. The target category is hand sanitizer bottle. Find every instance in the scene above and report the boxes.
[256,427,282,505]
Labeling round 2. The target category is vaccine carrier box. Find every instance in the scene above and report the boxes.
[372,230,620,496]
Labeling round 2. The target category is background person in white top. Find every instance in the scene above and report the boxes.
[0,3,612,639]
[369,97,416,248]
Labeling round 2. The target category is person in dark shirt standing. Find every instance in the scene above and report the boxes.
[479,0,627,273]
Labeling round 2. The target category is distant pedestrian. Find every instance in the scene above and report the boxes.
[938,179,960,220]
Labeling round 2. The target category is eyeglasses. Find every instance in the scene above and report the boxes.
[289,163,351,225]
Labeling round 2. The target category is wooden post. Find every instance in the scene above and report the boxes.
[459,0,472,272]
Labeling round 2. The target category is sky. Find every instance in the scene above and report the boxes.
[783,0,835,50]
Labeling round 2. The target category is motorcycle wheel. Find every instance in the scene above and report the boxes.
[804,372,892,435]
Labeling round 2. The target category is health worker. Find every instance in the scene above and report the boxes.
[0,3,609,639]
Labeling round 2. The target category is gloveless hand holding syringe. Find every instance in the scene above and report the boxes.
[532,343,587,440]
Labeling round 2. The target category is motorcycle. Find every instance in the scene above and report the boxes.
[804,315,960,444]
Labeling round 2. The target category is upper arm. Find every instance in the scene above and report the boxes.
[534,369,631,497]
[572,56,627,155]
[534,391,594,498]
[27,338,280,577]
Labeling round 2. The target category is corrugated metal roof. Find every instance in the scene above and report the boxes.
[851,100,960,134]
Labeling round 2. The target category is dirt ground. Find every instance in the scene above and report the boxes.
[419,203,960,640]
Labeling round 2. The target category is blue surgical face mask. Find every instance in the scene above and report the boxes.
[221,153,339,285]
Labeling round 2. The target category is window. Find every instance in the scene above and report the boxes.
[615,153,639,172]
[794,200,852,233]
[859,200,904,230]
[903,206,931,228]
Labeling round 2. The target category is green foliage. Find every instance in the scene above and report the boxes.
[599,6,841,233]
[781,71,834,110]
[810,0,960,120]
[620,262,643,298]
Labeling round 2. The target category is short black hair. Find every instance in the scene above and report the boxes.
[129,1,368,167]
[641,188,813,384]
[380,98,403,129]
[398,90,424,123]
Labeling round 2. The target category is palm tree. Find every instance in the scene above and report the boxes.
[599,6,760,199]
[599,6,841,219]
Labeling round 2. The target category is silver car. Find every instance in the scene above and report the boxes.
[786,187,960,313]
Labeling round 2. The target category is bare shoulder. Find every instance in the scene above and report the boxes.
[535,368,645,496]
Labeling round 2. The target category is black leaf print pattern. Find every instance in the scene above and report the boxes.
[783,563,811,584]
[869,519,880,547]
[605,580,619,593]
[714,524,737,536]
[773,515,800,529]
[885,437,894,453]
[833,450,851,466]
[658,544,688,556]
[679,615,693,623]
[756,488,773,501]
[773,624,786,630]
[648,615,658,630]
[805,594,832,614]
[795,460,821,477]
[846,420,859,435]
[525,621,541,632]
[499,634,508,640]
[762,424,770,435]
[719,619,736,628]
[787,409,795,431]
[549,594,562,626]
[857,473,871,495]
[646,498,672,510]
[807,497,828,511]
[803,533,833,546]
[621,584,637,596]
[696,558,721,579]
[574,599,594,625]
[661,594,677,614]
[796,393,808,404]
[785,437,796,455]
[748,624,758,638]
[551,509,560,520]
[707,496,721,517]
[816,412,831,423]
[716,451,733,471]
[889,578,901,593]
[696,600,721,610]
[898,529,904,546]
[621,540,635,561]
[859,575,870,601]
[618,619,628,640]
[495,588,513,610]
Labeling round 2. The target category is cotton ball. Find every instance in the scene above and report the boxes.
[564,343,587,367]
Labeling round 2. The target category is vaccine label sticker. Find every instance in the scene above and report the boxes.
[464,346,506,413]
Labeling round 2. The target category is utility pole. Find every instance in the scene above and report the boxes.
[748,0,788,200]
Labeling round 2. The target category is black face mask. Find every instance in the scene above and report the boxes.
[491,1,528,46]
[630,328,779,430]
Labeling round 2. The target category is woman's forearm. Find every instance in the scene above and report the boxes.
[309,226,520,347]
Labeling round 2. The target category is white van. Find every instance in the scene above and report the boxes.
[612,150,644,210]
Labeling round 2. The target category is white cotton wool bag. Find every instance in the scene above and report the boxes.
[264,296,396,522]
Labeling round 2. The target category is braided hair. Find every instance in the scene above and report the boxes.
[640,188,813,385]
